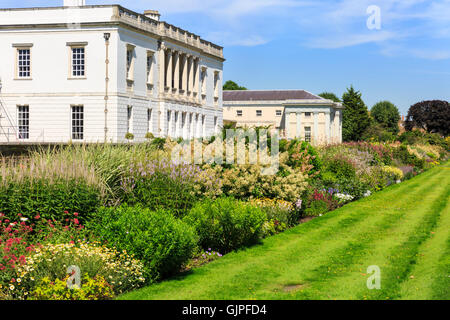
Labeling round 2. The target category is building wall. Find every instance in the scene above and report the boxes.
[0,5,223,144]
[223,103,342,145]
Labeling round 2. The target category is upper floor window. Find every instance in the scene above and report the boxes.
[214,71,220,100]
[256,110,262,117]
[236,110,243,117]
[15,46,32,79]
[147,51,154,85]
[71,47,86,77]
[305,112,312,117]
[126,45,135,81]
[276,110,282,116]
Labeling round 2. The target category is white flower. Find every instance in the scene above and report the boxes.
[20,217,28,222]
[363,190,372,197]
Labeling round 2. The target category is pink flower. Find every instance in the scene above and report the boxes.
[74,212,79,217]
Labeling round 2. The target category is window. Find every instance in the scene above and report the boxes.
[127,106,133,133]
[202,115,206,137]
[71,106,84,140]
[71,47,85,77]
[276,110,282,116]
[214,71,220,100]
[214,116,218,133]
[201,67,207,97]
[304,126,311,142]
[147,52,154,85]
[167,111,171,136]
[126,46,135,80]
[305,112,312,117]
[236,110,243,117]
[17,105,29,140]
[17,48,31,78]
[147,109,153,133]
[256,110,262,117]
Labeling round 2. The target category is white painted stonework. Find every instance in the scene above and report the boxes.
[0,3,224,144]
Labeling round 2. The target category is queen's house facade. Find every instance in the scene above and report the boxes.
[0,0,224,144]
[223,90,343,145]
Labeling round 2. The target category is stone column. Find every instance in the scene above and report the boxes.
[296,112,302,139]
[284,111,290,139]
[166,49,172,91]
[159,44,166,94]
[188,56,194,96]
[182,54,188,95]
[313,111,319,144]
[325,110,331,144]
[173,51,179,93]
[337,110,342,143]
[193,58,200,98]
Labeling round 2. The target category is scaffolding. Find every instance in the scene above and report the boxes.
[0,78,20,143]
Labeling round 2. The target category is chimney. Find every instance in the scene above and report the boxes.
[144,10,161,21]
[64,0,86,6]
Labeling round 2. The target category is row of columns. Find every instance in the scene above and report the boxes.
[284,110,342,144]
[159,45,200,98]
[167,110,205,140]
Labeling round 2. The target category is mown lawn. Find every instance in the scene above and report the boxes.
[120,161,450,300]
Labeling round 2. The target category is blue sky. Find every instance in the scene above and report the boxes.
[2,0,450,114]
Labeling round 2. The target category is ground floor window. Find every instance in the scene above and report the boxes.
[147,109,152,133]
[127,106,133,134]
[304,126,311,142]
[71,105,84,140]
[17,105,29,140]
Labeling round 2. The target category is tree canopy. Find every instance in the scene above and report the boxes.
[370,101,401,135]
[341,86,371,142]
[405,100,450,136]
[223,80,247,91]
[318,92,341,103]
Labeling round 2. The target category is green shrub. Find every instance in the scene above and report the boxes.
[89,205,198,282]
[325,155,356,180]
[30,275,114,300]
[0,178,101,223]
[184,198,267,253]
[304,200,329,217]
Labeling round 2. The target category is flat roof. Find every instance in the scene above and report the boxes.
[223,90,323,102]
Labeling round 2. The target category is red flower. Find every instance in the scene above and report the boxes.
[34,215,40,220]
[73,218,79,225]
[74,212,79,217]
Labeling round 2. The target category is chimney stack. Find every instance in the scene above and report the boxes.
[144,10,161,21]
[64,0,86,6]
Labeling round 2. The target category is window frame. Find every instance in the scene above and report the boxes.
[236,110,243,117]
[256,110,263,117]
[71,105,84,141]
[17,105,30,140]
[126,45,136,82]
[127,106,133,134]
[304,126,312,142]
[276,110,282,117]
[15,46,32,79]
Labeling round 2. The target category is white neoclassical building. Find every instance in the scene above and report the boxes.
[0,0,224,144]
[223,90,344,145]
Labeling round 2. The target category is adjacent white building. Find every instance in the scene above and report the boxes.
[0,0,224,144]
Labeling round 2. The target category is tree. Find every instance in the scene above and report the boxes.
[341,86,371,142]
[223,80,247,91]
[405,100,450,136]
[370,101,401,135]
[318,92,341,103]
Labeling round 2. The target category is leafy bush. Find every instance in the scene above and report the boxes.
[325,155,356,180]
[30,275,114,300]
[248,198,296,229]
[304,200,329,217]
[184,198,267,253]
[120,160,221,217]
[90,205,198,281]
[0,179,101,223]
[383,166,404,181]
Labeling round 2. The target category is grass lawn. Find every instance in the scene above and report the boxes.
[120,161,450,300]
